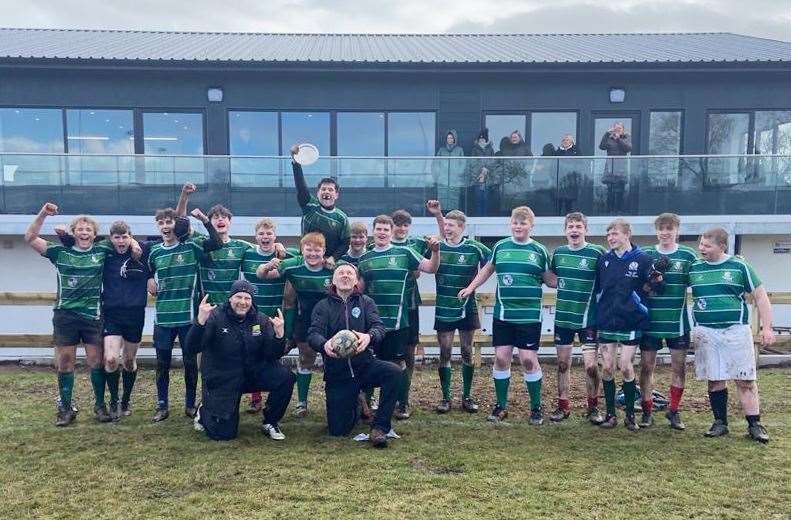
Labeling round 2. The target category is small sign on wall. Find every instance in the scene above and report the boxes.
[773,240,791,254]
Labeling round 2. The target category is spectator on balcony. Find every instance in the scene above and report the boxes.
[433,129,466,210]
[555,134,582,214]
[599,122,632,213]
[467,128,495,216]
[494,131,532,213]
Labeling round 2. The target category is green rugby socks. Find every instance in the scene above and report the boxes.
[524,370,543,412]
[438,366,452,400]
[57,372,74,407]
[462,363,474,399]
[90,368,106,406]
[283,309,297,340]
[493,368,511,409]
[296,368,312,404]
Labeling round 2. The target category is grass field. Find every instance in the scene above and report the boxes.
[1,363,789,519]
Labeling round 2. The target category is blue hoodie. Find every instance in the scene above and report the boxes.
[595,245,658,333]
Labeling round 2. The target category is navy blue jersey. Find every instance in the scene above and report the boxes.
[595,245,657,333]
[102,242,152,310]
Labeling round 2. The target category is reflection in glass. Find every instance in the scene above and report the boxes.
[647,111,682,188]
[143,112,204,185]
[593,117,633,212]
[707,113,749,185]
[0,108,64,185]
[281,112,330,179]
[755,111,791,186]
[485,114,526,154]
[229,111,279,187]
[337,112,385,187]
[66,109,134,185]
[531,112,577,156]
[388,113,435,187]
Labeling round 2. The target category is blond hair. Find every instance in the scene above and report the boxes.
[606,218,631,235]
[511,206,535,224]
[70,215,99,236]
[350,222,368,235]
[255,217,277,232]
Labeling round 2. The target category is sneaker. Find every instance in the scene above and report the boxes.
[94,404,113,423]
[108,401,121,422]
[599,414,618,429]
[55,403,77,427]
[152,408,169,422]
[193,406,204,432]
[247,399,263,414]
[120,401,132,417]
[184,406,198,419]
[370,428,388,448]
[529,408,544,426]
[704,419,729,438]
[394,404,411,421]
[639,411,654,428]
[586,407,604,425]
[262,423,286,441]
[487,405,508,423]
[665,410,686,431]
[747,422,769,444]
[461,397,479,413]
[624,413,640,432]
[549,407,570,422]
[294,401,308,418]
[435,399,451,414]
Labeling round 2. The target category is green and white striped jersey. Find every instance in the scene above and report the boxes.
[550,242,606,330]
[193,237,253,304]
[279,255,333,321]
[689,255,761,328]
[241,246,296,317]
[643,244,698,338]
[338,249,365,267]
[43,241,112,320]
[302,196,351,258]
[148,239,206,327]
[434,238,491,323]
[358,244,423,331]
[491,237,550,324]
[392,235,431,308]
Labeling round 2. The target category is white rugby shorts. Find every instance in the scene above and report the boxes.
[692,324,756,381]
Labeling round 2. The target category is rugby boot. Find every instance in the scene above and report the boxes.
[293,401,308,418]
[549,407,571,422]
[599,414,618,429]
[639,411,654,428]
[747,422,769,444]
[94,404,113,423]
[665,410,686,431]
[586,407,604,425]
[487,405,508,423]
[624,413,640,432]
[55,403,77,427]
[461,397,479,413]
[120,401,132,417]
[152,408,170,422]
[529,408,545,426]
[704,420,729,438]
[394,404,411,420]
[435,399,451,414]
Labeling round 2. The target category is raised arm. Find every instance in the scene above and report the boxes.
[175,183,196,217]
[184,295,217,355]
[25,202,58,255]
[753,286,775,346]
[618,134,632,154]
[290,145,311,208]
[256,258,284,280]
[426,200,445,239]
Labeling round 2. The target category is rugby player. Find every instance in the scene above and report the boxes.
[432,209,491,414]
[690,228,774,443]
[640,213,698,429]
[387,202,444,419]
[459,206,552,426]
[596,219,664,432]
[147,206,221,422]
[357,215,440,421]
[549,212,606,424]
[339,221,369,267]
[257,232,334,418]
[26,203,118,425]
[241,218,296,413]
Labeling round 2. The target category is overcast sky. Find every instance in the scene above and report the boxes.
[5,0,790,41]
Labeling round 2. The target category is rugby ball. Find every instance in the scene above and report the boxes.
[330,329,359,358]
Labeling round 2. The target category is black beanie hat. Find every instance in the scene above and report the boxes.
[229,279,256,299]
[477,128,489,142]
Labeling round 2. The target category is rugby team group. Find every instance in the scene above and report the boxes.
[24,150,777,447]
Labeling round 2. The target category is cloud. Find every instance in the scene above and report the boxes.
[3,1,790,41]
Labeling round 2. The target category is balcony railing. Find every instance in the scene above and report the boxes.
[1,153,789,216]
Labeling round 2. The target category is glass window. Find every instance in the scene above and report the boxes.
[754,111,791,155]
[143,112,204,155]
[281,112,330,178]
[229,111,278,156]
[485,114,526,154]
[531,112,577,156]
[649,111,682,155]
[337,112,385,188]
[0,108,63,153]
[66,109,134,154]
[229,111,279,188]
[0,108,64,186]
[707,113,749,155]
[594,117,633,156]
[387,112,435,156]
[387,112,436,188]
